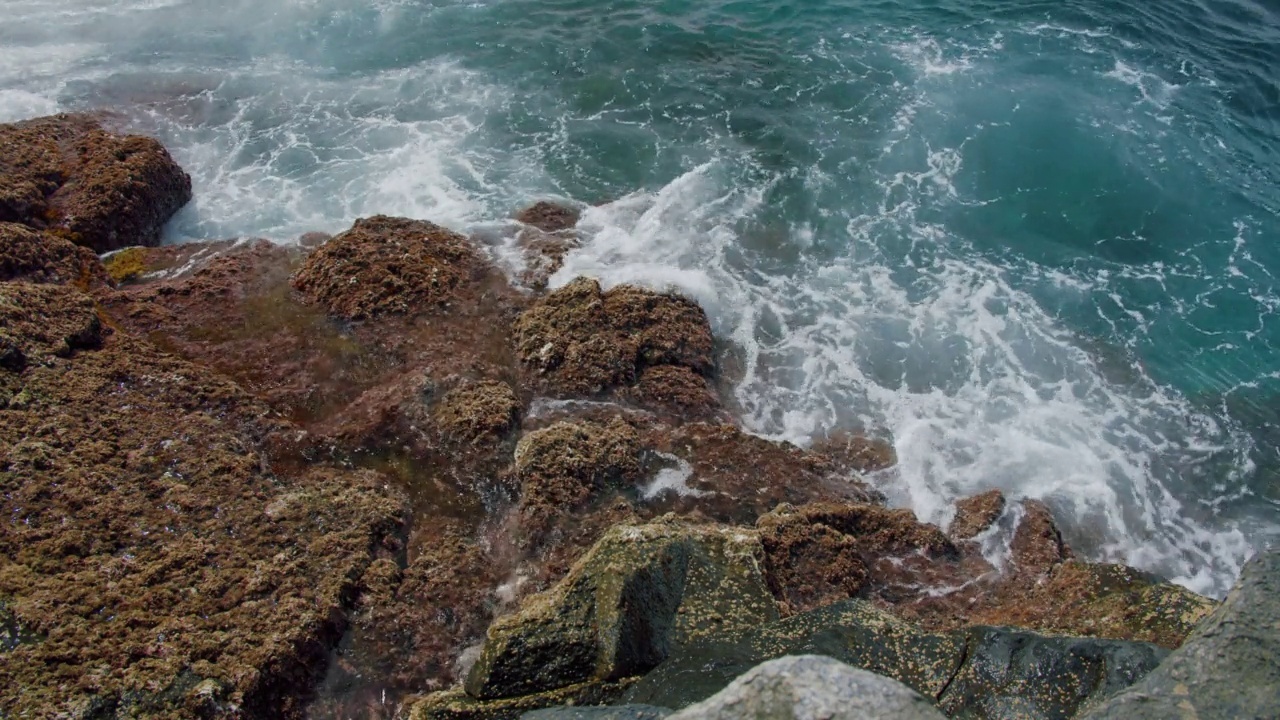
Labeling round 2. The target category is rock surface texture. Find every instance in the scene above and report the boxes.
[1080,548,1280,720]
[0,113,191,251]
[0,283,407,718]
[665,655,946,720]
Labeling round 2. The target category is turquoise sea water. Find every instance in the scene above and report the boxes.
[3,0,1278,596]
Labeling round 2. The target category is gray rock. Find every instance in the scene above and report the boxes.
[523,705,672,720]
[666,655,946,720]
[1081,548,1280,720]
[937,626,1167,719]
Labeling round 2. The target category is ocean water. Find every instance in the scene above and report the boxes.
[4,0,1278,597]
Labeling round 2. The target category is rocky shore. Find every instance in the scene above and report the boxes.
[0,114,1275,719]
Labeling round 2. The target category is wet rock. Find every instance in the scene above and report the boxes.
[516,202,581,234]
[514,202,582,291]
[1080,549,1280,720]
[757,508,867,616]
[0,283,408,717]
[621,366,726,423]
[512,419,643,547]
[1009,499,1071,575]
[937,626,1167,719]
[292,216,493,320]
[622,600,964,709]
[0,222,107,287]
[523,705,671,720]
[755,502,956,616]
[969,561,1217,650]
[513,277,714,404]
[809,432,898,474]
[639,424,880,524]
[463,520,778,701]
[0,113,192,252]
[949,489,1006,541]
[434,380,523,446]
[314,522,499,714]
[666,655,946,720]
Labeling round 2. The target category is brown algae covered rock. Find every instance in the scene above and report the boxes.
[434,380,524,447]
[0,222,108,287]
[512,277,715,410]
[756,502,957,616]
[0,283,408,717]
[511,419,644,548]
[0,113,192,252]
[948,489,1007,540]
[638,423,881,524]
[292,215,493,320]
[514,201,582,290]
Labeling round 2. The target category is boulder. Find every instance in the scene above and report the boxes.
[0,113,192,252]
[1081,549,1280,720]
[936,626,1168,719]
[665,655,946,720]
[462,520,778,701]
[292,215,493,320]
[0,222,107,287]
[0,282,408,717]
[512,277,714,405]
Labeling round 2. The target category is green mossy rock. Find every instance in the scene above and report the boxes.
[464,519,779,700]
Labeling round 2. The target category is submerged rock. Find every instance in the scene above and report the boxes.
[1081,548,1280,720]
[0,113,191,252]
[666,655,946,720]
[462,520,778,701]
